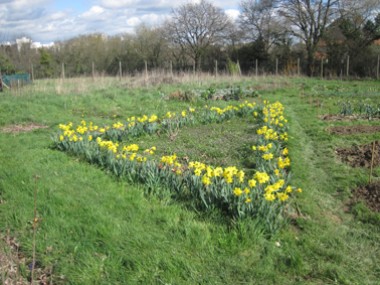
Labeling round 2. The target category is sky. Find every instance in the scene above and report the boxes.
[0,0,241,44]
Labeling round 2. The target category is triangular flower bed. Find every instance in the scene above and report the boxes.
[52,100,302,234]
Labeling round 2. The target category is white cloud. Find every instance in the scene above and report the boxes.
[8,0,48,10]
[99,0,138,9]
[49,12,67,20]
[126,17,142,26]
[225,9,240,21]
[0,0,240,43]
[81,6,105,18]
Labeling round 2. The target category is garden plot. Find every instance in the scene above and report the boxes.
[329,125,380,135]
[336,141,380,168]
[354,182,380,212]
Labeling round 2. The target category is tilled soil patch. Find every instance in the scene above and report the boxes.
[336,141,380,168]
[354,181,380,212]
[329,125,380,135]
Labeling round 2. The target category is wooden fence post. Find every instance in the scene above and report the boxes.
[255,59,258,77]
[215,60,218,77]
[92,61,95,80]
[346,56,350,77]
[297,58,300,76]
[275,58,278,76]
[377,55,379,80]
[119,61,122,80]
[31,63,34,82]
[320,59,324,79]
[144,60,148,81]
[61,63,65,80]
[237,60,241,76]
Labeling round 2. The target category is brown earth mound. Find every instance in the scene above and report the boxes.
[0,123,48,134]
[329,125,380,135]
[354,181,380,212]
[336,141,380,168]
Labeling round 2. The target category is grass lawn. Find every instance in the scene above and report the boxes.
[0,76,379,284]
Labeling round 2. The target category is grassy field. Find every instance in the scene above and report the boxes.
[0,75,379,284]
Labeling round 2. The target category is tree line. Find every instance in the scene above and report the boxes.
[1,0,380,78]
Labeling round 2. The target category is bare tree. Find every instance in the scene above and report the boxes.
[134,24,168,68]
[165,0,232,70]
[338,0,380,20]
[278,0,338,76]
[239,0,285,52]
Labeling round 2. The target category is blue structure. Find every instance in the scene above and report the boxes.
[1,73,31,87]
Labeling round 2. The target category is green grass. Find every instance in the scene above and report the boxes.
[1,76,379,284]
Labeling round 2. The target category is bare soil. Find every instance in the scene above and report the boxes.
[336,141,380,168]
[354,181,380,212]
[0,232,52,284]
[329,125,380,135]
[320,114,380,121]
[0,123,48,134]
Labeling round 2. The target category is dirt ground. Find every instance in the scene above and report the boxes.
[329,125,380,135]
[0,123,48,134]
[0,233,51,284]
[336,141,380,168]
[320,114,380,121]
[354,181,380,212]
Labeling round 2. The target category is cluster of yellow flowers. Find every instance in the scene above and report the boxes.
[209,106,239,115]
[262,100,288,127]
[160,154,183,175]
[249,101,302,202]
[97,138,119,153]
[188,162,246,187]
[207,101,256,115]
[112,121,124,130]
[55,99,302,219]
[126,114,158,127]
[59,120,108,142]
[232,187,252,203]
[95,138,155,162]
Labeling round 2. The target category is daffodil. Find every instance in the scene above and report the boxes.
[248,179,257,188]
[202,175,211,186]
[233,187,243,196]
[254,171,270,184]
[262,153,274,160]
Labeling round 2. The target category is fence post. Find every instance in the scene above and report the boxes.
[144,60,148,80]
[377,54,379,80]
[275,58,278,76]
[320,58,324,79]
[170,60,173,78]
[346,56,350,77]
[92,61,95,80]
[31,63,34,82]
[237,60,241,76]
[297,58,300,76]
[215,60,218,77]
[61,63,65,80]
[255,59,258,77]
[119,61,122,80]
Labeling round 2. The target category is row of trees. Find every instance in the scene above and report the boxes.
[1,0,380,78]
